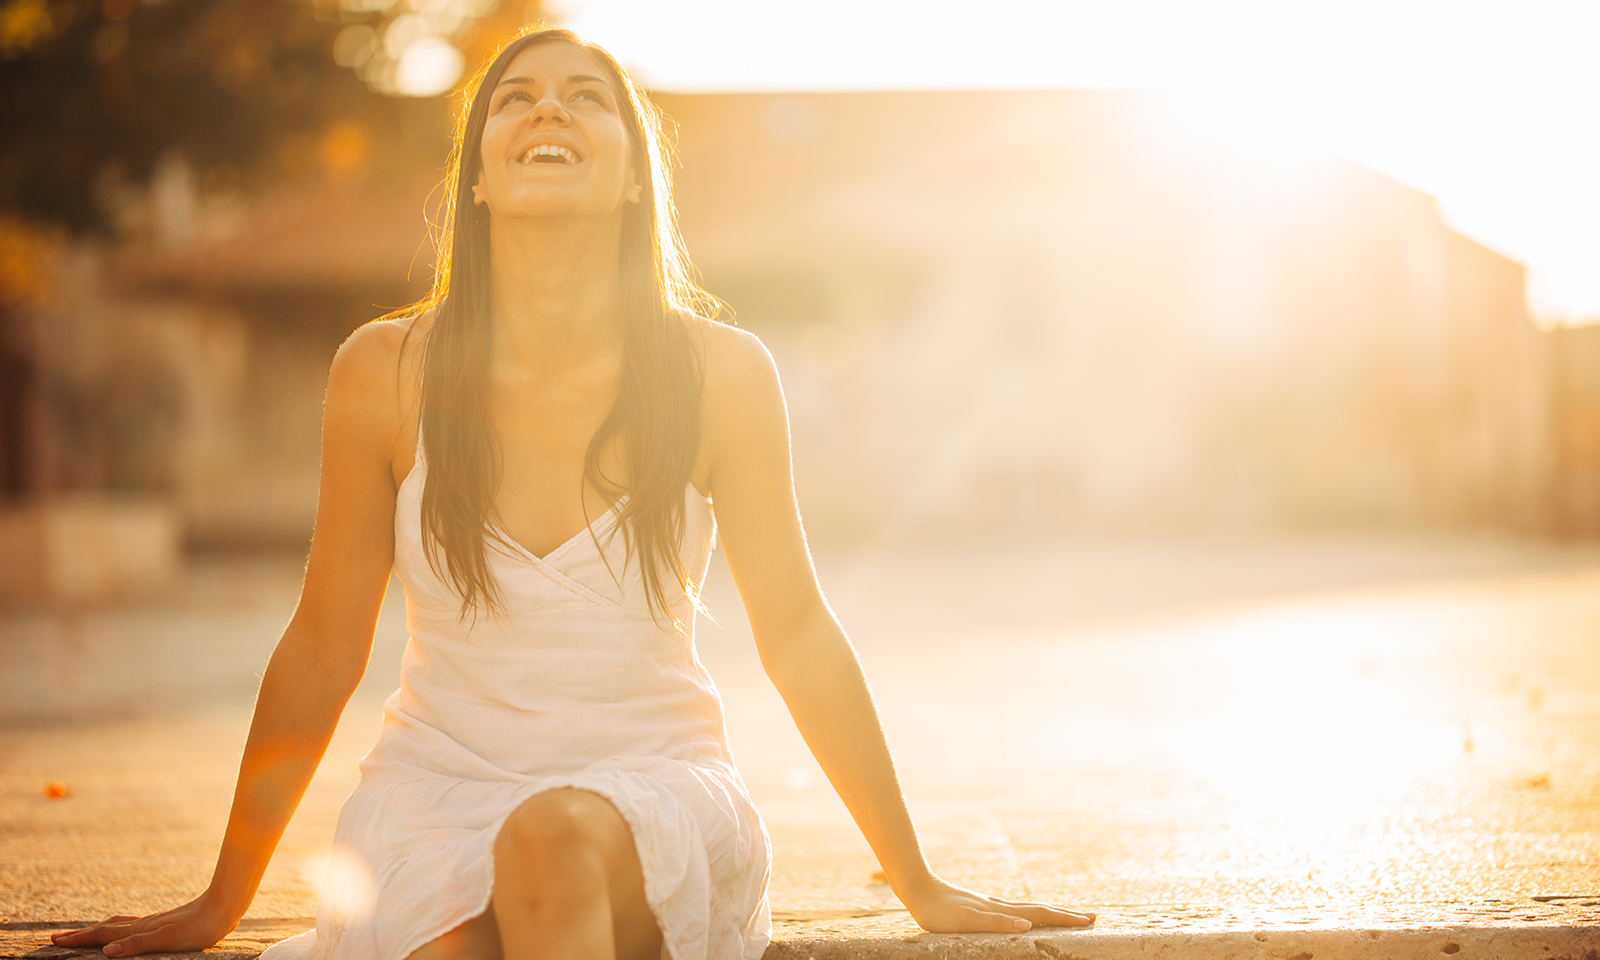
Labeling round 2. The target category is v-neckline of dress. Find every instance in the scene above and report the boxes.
[490,495,629,567]
[402,445,713,573]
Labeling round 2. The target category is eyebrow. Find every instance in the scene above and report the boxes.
[495,73,608,89]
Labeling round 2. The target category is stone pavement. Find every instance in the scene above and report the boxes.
[3,533,1599,958]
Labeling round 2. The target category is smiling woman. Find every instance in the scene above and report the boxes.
[415,32,706,630]
[48,26,1095,960]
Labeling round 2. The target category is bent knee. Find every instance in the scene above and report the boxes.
[495,789,629,866]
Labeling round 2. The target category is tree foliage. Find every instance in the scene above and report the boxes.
[0,0,536,234]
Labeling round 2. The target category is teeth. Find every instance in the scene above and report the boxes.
[520,144,578,164]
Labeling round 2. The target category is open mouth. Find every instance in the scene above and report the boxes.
[519,144,579,165]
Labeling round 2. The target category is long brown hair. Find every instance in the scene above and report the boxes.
[397,27,721,626]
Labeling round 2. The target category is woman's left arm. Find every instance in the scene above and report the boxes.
[700,326,1094,933]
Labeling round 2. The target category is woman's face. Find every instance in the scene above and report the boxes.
[471,41,641,224]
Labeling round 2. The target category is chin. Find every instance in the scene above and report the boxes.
[492,184,612,215]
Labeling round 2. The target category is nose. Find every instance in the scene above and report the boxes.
[529,93,570,127]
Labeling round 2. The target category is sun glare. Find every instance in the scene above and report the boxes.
[555,0,1600,323]
[1166,89,1334,170]
[1141,597,1482,823]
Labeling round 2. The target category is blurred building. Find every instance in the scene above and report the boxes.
[94,165,437,543]
[0,162,433,588]
[0,89,1592,579]
[661,91,1555,539]
[1550,324,1600,534]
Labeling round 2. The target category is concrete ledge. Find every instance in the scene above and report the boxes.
[5,916,1596,960]
[765,916,1598,960]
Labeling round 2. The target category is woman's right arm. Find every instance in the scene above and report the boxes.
[52,321,414,957]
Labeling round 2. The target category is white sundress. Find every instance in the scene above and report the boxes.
[260,439,773,960]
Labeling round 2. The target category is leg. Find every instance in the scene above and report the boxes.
[404,910,503,960]
[491,788,663,960]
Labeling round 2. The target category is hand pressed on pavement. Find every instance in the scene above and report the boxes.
[49,896,238,958]
[902,874,1096,933]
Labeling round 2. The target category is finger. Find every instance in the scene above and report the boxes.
[51,930,91,945]
[988,897,1079,913]
[53,918,143,945]
[922,905,1032,934]
[1025,907,1094,927]
[53,916,129,938]
[52,928,97,945]
[976,910,1032,933]
[1048,909,1096,927]
[989,899,1096,927]
[105,922,179,958]
[1030,904,1094,925]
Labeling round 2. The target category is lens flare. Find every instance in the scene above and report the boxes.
[394,37,464,97]
[305,846,378,924]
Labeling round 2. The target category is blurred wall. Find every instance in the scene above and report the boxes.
[0,170,433,549]
[661,91,1556,539]
[0,90,1585,551]
[1551,324,1600,534]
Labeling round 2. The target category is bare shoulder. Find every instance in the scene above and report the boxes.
[691,317,782,409]
[330,316,428,407]
[325,314,429,465]
[332,316,425,383]
[690,318,790,493]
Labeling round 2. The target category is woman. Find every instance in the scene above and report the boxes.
[53,28,1095,960]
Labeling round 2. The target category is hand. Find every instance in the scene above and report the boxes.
[49,893,240,957]
[900,873,1096,934]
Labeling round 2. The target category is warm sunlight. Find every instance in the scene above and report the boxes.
[553,0,1600,324]
[6,4,1598,957]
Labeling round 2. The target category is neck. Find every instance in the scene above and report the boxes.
[484,212,627,376]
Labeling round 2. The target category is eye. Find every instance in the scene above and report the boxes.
[572,88,606,105]
[496,89,532,108]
